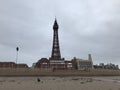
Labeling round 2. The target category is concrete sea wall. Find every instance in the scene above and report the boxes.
[0,68,120,76]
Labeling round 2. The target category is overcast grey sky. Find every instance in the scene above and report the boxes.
[0,0,120,67]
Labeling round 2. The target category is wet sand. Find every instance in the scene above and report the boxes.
[0,76,120,90]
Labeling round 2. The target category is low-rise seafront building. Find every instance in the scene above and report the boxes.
[35,58,50,69]
[0,62,28,68]
[34,58,73,70]
[0,62,16,68]
[16,64,28,68]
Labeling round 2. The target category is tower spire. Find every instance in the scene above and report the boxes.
[53,18,59,30]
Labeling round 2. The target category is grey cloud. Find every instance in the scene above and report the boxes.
[0,0,120,66]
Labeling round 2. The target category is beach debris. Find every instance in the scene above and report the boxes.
[113,81,117,83]
[9,80,15,82]
[97,79,102,81]
[80,81,85,84]
[52,78,55,80]
[86,78,93,82]
[17,82,21,84]
[0,80,5,85]
[72,78,79,80]
[37,78,41,82]
[0,80,5,82]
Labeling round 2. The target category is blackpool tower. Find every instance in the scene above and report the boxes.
[50,19,62,60]
[49,19,65,69]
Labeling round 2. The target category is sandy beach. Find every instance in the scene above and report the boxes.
[0,76,120,90]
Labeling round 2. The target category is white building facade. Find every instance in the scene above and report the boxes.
[77,54,93,70]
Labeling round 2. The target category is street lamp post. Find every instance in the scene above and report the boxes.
[16,47,19,68]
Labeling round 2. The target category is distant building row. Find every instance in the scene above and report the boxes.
[94,63,119,70]
[0,62,28,68]
[32,54,119,70]
[32,54,94,70]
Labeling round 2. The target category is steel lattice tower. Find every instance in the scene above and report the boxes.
[50,19,61,60]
